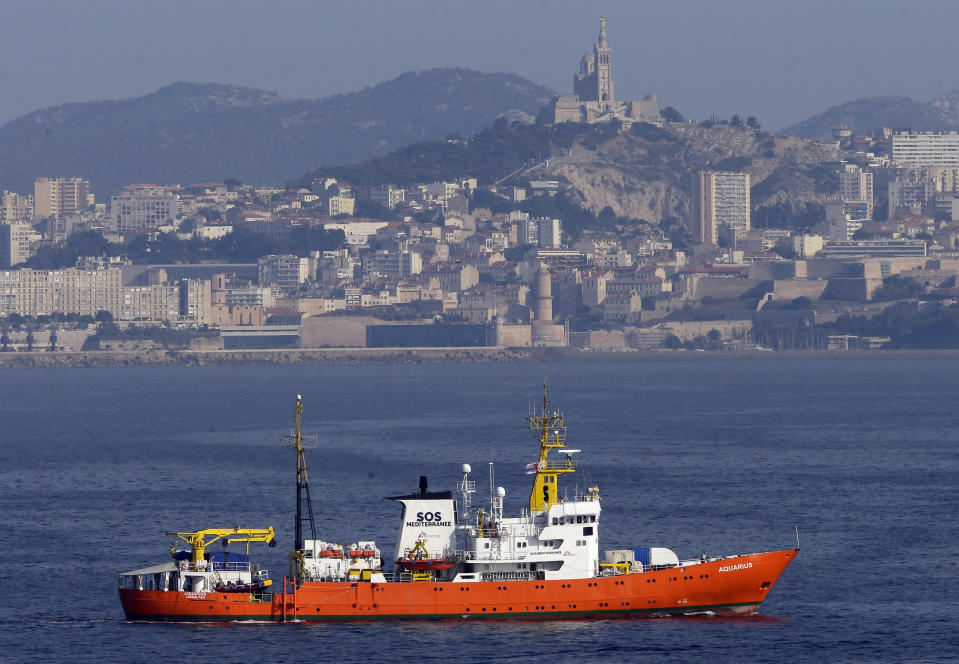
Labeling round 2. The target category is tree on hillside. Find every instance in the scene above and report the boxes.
[661,106,684,123]
[663,334,682,349]
[746,116,761,130]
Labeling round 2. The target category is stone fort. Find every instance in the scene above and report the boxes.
[539,17,662,126]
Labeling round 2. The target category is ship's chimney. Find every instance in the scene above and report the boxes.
[419,475,429,495]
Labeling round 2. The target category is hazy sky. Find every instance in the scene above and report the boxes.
[2,0,957,130]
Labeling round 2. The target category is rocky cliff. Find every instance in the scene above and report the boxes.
[525,123,840,223]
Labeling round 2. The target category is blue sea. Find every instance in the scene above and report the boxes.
[0,360,956,663]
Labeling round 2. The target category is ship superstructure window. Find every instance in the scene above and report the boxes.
[583,527,593,536]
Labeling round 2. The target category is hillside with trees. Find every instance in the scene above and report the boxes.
[0,69,554,196]
[304,115,839,234]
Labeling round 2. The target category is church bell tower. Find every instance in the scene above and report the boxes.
[594,16,614,110]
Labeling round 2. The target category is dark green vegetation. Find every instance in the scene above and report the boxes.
[0,69,554,196]
[781,89,959,138]
[743,298,959,350]
[751,201,827,232]
[824,302,959,349]
[23,227,345,270]
[297,118,622,188]
[297,119,658,240]
[83,323,218,350]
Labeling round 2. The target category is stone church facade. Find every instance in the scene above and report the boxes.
[539,17,662,126]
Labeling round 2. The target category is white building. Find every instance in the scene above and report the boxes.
[825,201,867,241]
[0,223,37,268]
[839,163,874,219]
[792,234,824,259]
[425,182,458,200]
[362,248,422,279]
[1,191,33,223]
[322,219,389,245]
[888,178,937,217]
[327,195,355,216]
[257,255,310,289]
[370,185,406,209]
[818,239,927,258]
[516,217,562,248]
[0,266,209,324]
[692,171,750,244]
[34,177,92,218]
[110,186,179,234]
[891,131,959,167]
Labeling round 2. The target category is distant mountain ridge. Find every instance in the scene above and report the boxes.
[0,69,554,196]
[782,90,959,139]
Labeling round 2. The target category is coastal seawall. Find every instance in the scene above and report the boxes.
[3,347,959,368]
[0,347,532,368]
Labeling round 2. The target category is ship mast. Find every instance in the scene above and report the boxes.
[281,395,317,552]
[527,380,576,512]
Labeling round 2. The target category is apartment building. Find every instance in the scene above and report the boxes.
[34,178,92,218]
[0,266,209,324]
[257,255,310,289]
[839,163,874,218]
[692,171,751,244]
[110,186,179,233]
[1,191,33,223]
[888,179,938,216]
[369,185,406,209]
[891,131,959,167]
[0,223,37,268]
[362,248,423,279]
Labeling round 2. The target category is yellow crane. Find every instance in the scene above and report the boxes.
[165,527,277,563]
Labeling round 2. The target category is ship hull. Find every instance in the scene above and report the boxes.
[119,549,796,622]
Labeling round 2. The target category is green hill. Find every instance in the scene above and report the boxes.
[0,69,554,197]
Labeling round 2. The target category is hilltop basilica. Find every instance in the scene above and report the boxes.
[539,17,662,126]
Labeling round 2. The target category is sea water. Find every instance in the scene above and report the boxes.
[0,360,956,663]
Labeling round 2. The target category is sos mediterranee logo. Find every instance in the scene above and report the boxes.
[406,511,452,527]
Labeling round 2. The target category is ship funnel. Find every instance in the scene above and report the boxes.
[419,475,429,495]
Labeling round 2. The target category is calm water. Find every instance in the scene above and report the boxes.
[0,360,956,663]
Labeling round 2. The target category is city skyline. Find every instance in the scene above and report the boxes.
[2,0,957,131]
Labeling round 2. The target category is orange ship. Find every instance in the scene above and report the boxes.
[119,391,797,621]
